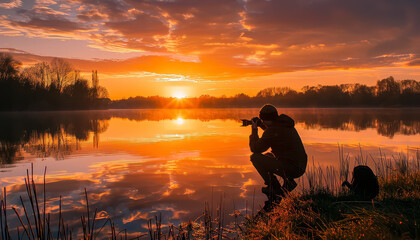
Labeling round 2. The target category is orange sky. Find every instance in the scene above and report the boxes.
[1,0,419,99]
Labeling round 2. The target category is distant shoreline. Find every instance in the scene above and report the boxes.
[1,106,420,113]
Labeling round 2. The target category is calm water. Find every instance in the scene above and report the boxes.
[1,108,419,236]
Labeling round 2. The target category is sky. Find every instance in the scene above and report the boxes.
[0,0,419,99]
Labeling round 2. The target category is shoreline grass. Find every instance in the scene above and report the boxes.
[243,170,420,239]
[243,147,419,239]
[1,148,419,239]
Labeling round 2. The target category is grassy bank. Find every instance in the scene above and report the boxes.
[244,172,420,239]
[244,148,420,239]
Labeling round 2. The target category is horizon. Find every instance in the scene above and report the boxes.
[1,0,419,99]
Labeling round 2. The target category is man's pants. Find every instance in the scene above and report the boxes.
[250,152,304,186]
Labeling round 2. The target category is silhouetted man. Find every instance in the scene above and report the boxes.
[249,104,307,205]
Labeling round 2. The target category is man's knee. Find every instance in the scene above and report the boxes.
[250,153,264,163]
[264,152,275,158]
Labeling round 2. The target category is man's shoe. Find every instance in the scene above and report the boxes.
[262,185,285,197]
[261,186,271,195]
[262,200,273,212]
[283,179,297,192]
[261,198,282,213]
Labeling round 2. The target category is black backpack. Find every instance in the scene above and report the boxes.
[342,165,379,200]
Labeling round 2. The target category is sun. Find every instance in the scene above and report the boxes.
[173,91,187,99]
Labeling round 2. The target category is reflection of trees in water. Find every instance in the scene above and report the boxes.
[293,109,419,138]
[0,112,109,165]
[399,122,420,136]
[0,143,23,164]
[107,108,419,138]
[23,131,78,160]
[375,120,420,138]
[294,109,375,131]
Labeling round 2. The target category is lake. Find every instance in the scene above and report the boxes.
[1,108,419,237]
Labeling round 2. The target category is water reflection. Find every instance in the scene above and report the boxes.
[89,108,420,138]
[1,109,419,165]
[291,108,420,138]
[0,111,109,164]
[0,109,419,168]
[175,117,184,125]
[0,108,419,237]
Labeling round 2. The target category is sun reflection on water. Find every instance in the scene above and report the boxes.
[175,117,184,125]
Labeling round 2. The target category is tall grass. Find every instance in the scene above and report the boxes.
[0,164,238,239]
[304,145,420,196]
[0,164,117,240]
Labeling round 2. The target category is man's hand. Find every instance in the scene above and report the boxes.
[251,117,259,134]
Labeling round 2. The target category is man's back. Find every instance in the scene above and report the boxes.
[250,114,307,172]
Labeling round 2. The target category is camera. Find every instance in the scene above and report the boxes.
[241,117,263,127]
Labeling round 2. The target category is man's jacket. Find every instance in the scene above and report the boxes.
[249,114,307,172]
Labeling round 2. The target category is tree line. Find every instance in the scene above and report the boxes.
[0,53,110,111]
[112,76,420,108]
[2,53,419,110]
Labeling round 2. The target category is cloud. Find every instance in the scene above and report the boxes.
[8,6,85,34]
[64,0,131,20]
[104,12,170,51]
[35,0,58,6]
[77,9,108,22]
[242,0,420,56]
[17,6,68,17]
[0,0,22,9]
[408,58,420,66]
[11,17,84,34]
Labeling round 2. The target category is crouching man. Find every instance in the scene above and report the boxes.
[249,104,307,208]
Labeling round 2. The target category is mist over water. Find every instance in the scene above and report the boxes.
[1,108,419,236]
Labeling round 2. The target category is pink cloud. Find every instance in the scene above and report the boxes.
[0,0,22,9]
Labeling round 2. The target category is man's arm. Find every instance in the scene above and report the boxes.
[249,125,272,153]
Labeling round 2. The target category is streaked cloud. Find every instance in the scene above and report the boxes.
[0,0,22,9]
[35,0,58,6]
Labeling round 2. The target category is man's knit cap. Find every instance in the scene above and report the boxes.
[259,104,278,121]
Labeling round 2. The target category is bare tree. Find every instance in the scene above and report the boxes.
[21,62,51,87]
[256,87,293,97]
[0,53,21,80]
[400,79,420,93]
[97,86,109,98]
[92,70,98,89]
[376,76,400,96]
[50,58,74,91]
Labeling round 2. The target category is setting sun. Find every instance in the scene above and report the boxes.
[173,92,187,99]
